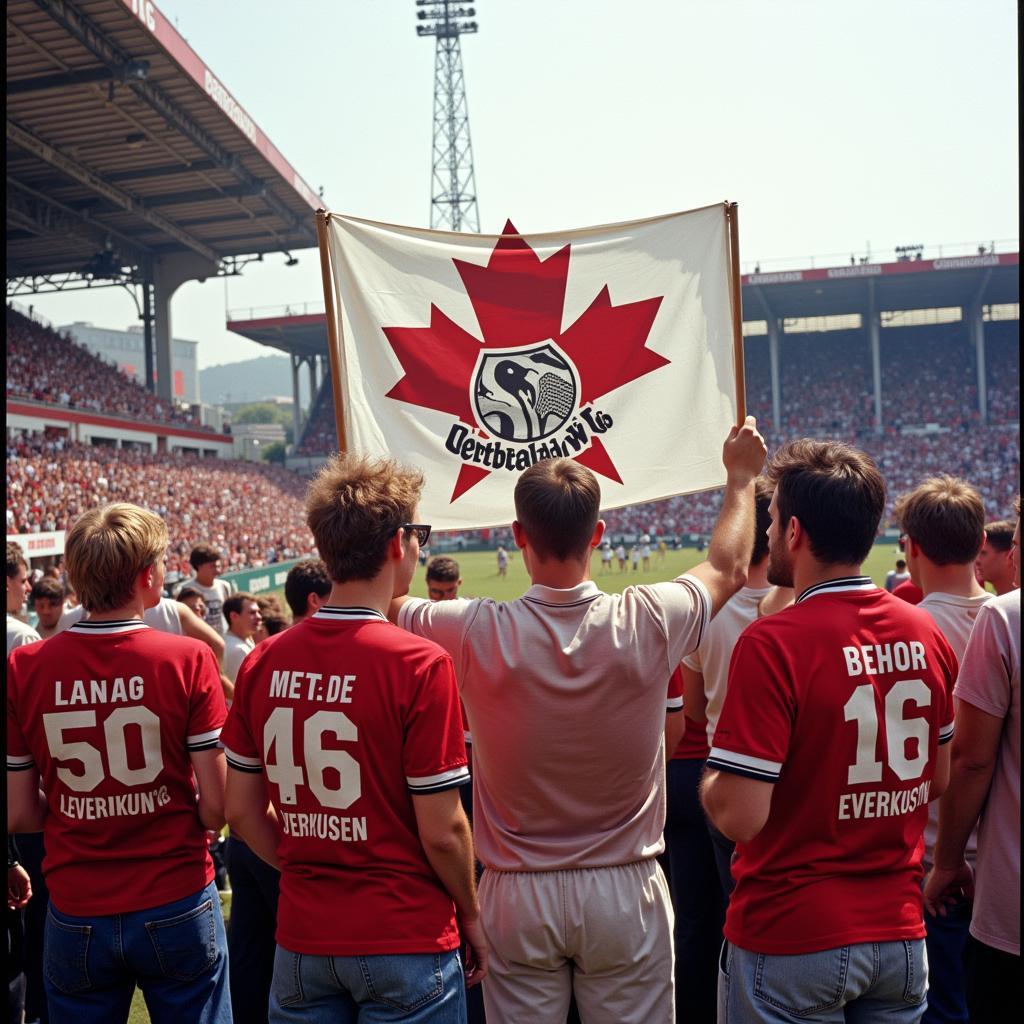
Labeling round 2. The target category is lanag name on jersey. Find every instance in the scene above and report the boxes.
[279,811,368,842]
[838,779,931,821]
[269,669,356,703]
[55,675,145,705]
[60,785,171,820]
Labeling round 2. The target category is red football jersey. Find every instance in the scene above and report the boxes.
[892,579,925,605]
[709,578,957,954]
[221,606,469,956]
[6,620,225,915]
[667,666,710,759]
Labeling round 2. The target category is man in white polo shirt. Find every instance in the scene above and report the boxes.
[390,417,767,1024]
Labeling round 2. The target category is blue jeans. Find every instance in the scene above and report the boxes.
[718,939,929,1023]
[43,881,231,1024]
[270,945,466,1023]
[922,900,971,1023]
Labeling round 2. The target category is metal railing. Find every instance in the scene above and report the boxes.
[227,300,325,322]
[741,238,1018,275]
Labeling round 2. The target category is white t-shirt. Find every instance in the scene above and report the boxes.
[58,598,184,636]
[683,585,772,743]
[7,614,41,655]
[224,632,255,684]
[954,590,1020,955]
[186,578,236,635]
[398,574,710,871]
[919,590,991,866]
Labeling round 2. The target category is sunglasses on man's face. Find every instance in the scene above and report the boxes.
[402,524,432,547]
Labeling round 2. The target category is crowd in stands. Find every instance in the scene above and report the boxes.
[6,432,313,574]
[293,381,337,456]
[6,306,210,430]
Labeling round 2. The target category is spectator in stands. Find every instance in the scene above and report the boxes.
[391,419,766,1023]
[283,559,331,623]
[885,558,911,592]
[5,307,207,429]
[924,498,1020,1022]
[895,475,990,1024]
[426,555,462,601]
[6,543,38,653]
[976,519,1017,595]
[702,439,957,1024]
[222,592,260,685]
[6,503,230,1023]
[6,432,315,575]
[29,577,65,640]
[188,545,237,635]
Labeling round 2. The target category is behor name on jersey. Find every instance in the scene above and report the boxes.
[55,676,145,705]
[843,641,927,677]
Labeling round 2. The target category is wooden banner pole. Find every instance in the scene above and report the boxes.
[315,208,348,454]
[726,201,748,424]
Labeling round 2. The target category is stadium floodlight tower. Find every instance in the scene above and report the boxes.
[416,0,481,232]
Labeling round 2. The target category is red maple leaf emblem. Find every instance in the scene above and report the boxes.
[382,220,669,503]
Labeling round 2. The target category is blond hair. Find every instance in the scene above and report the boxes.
[65,503,168,612]
[305,454,424,582]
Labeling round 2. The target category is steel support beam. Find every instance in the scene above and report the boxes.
[7,177,153,268]
[7,60,147,96]
[7,119,220,263]
[967,270,993,426]
[753,287,782,431]
[866,279,883,434]
[31,0,313,246]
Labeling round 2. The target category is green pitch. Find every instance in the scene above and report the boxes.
[407,543,907,601]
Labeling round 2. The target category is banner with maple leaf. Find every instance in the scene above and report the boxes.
[322,205,741,530]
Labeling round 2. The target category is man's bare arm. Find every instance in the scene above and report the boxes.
[700,767,774,844]
[190,748,227,832]
[7,768,48,834]
[665,711,686,759]
[687,417,767,618]
[413,787,488,986]
[225,770,281,870]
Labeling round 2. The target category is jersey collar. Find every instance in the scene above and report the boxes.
[796,576,876,604]
[312,606,388,622]
[67,619,150,634]
[523,580,602,607]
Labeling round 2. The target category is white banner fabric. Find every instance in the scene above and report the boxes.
[326,206,739,530]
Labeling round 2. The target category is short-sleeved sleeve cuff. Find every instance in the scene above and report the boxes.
[397,597,430,633]
[407,765,470,794]
[706,747,782,782]
[187,728,222,752]
[6,754,35,772]
[224,746,263,773]
[938,721,955,746]
[679,573,712,650]
[666,695,684,713]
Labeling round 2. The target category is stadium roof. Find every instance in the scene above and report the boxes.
[6,0,321,280]
[227,251,1019,361]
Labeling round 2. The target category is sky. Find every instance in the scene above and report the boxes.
[22,0,1020,373]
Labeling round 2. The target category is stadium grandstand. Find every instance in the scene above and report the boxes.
[6,0,325,571]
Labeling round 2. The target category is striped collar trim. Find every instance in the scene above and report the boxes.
[796,576,876,604]
[68,619,150,634]
[312,606,387,622]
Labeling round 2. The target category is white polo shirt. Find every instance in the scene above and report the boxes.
[398,573,710,872]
